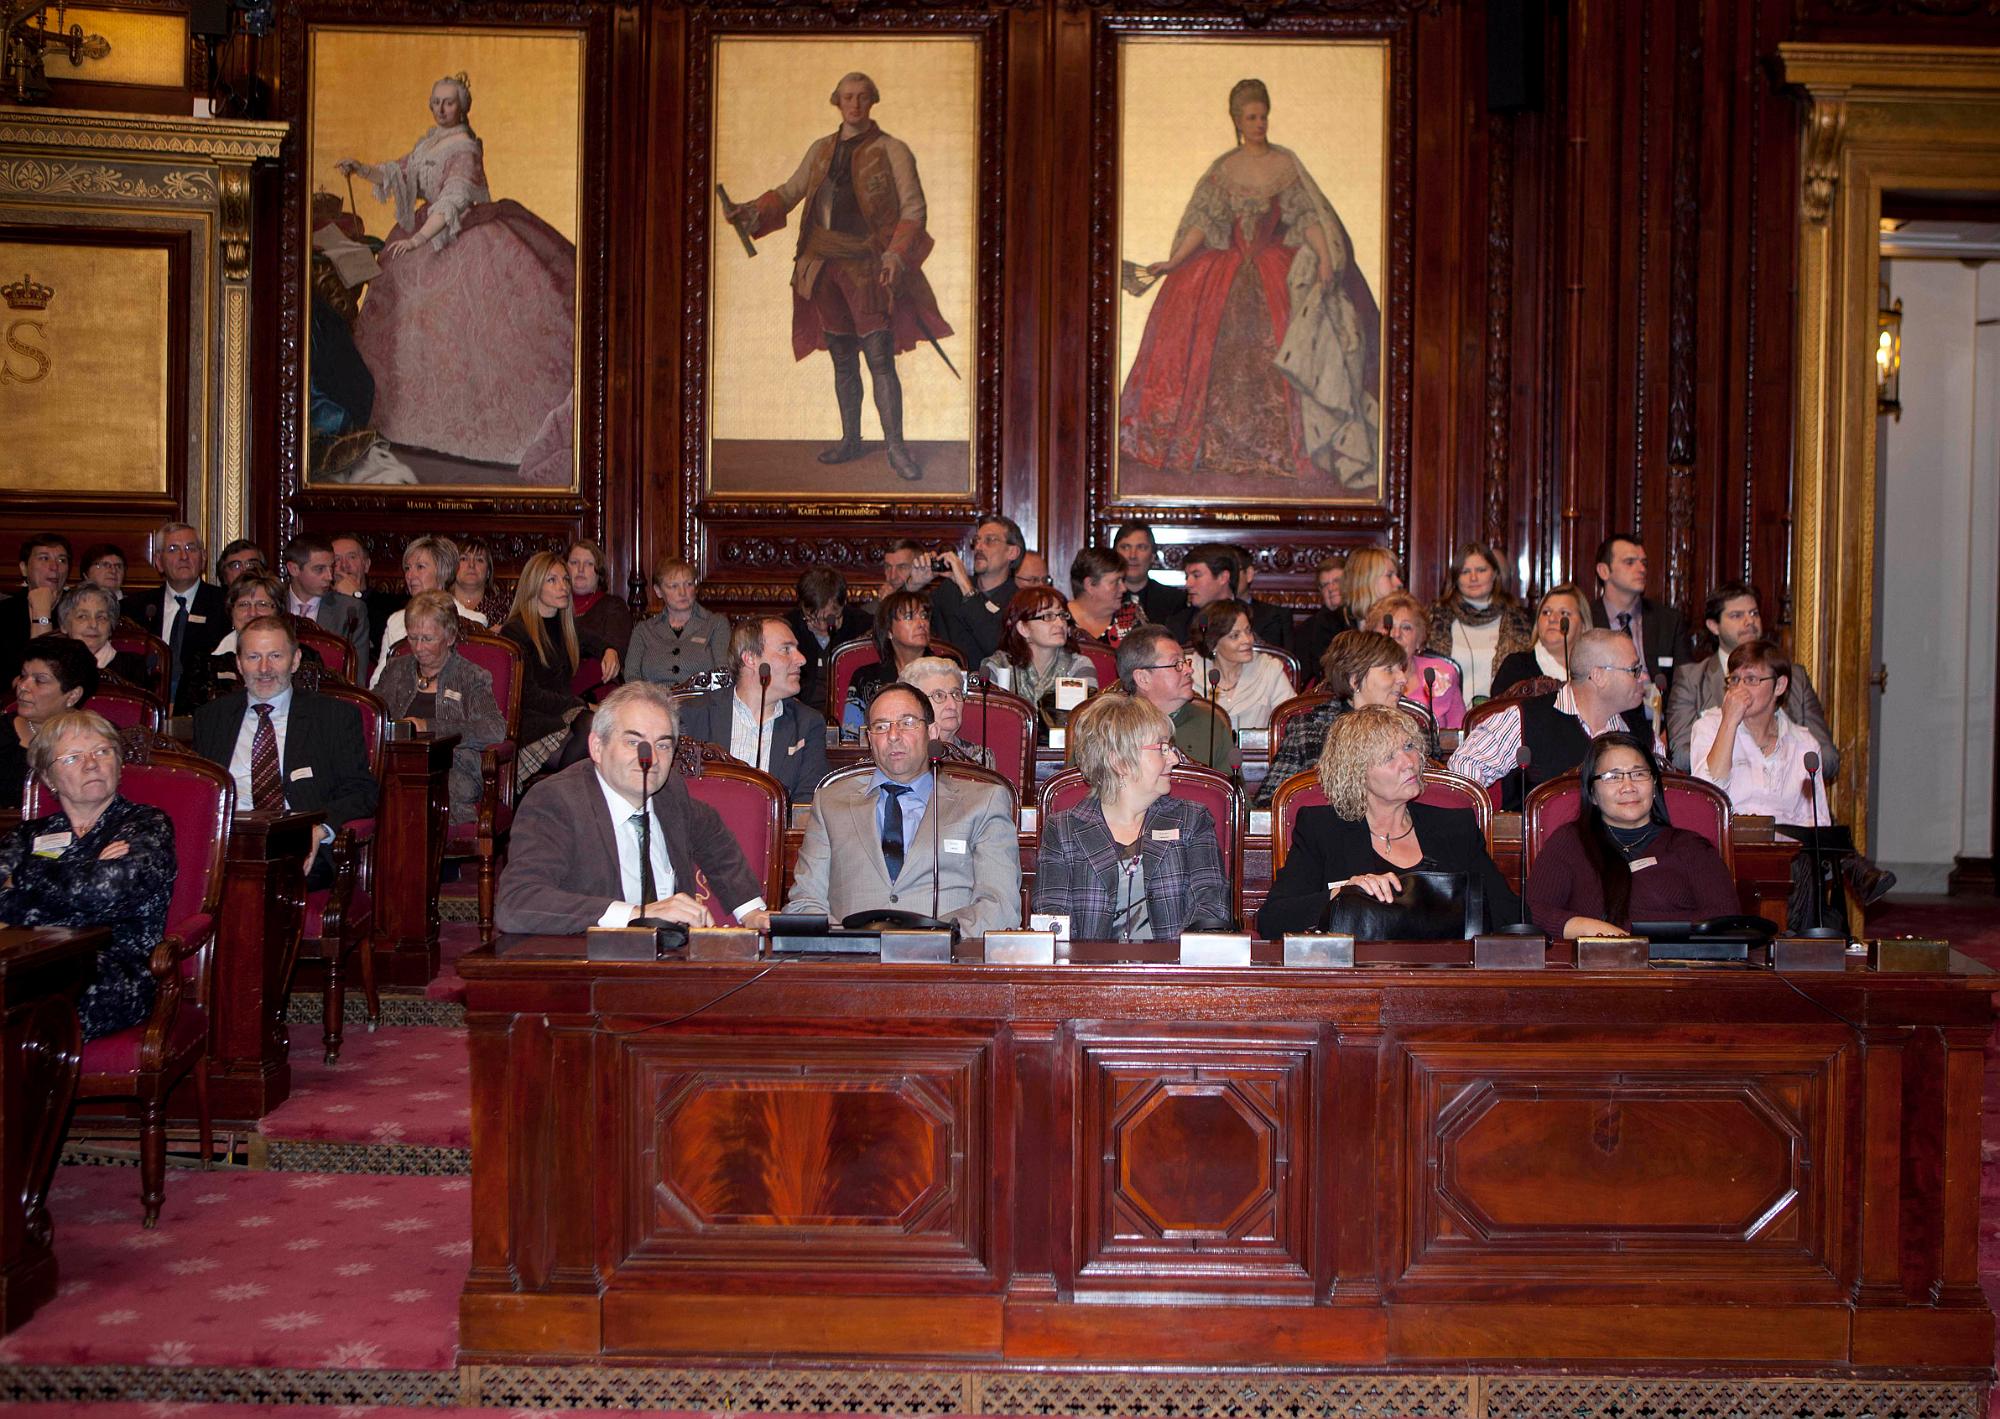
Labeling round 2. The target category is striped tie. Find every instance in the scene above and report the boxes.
[250,704,284,811]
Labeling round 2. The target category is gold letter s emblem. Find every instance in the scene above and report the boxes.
[1,320,51,385]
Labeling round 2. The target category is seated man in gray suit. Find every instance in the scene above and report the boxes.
[784,683,1021,938]
[282,532,374,679]
[495,682,771,934]
[1666,581,1836,777]
[676,616,830,803]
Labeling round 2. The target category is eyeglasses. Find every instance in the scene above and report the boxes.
[866,714,926,736]
[926,687,965,704]
[1136,656,1193,672]
[1597,662,1648,679]
[1592,767,1656,785]
[1140,740,1175,756]
[222,556,262,572]
[53,745,118,769]
[162,542,199,556]
[1723,673,1777,687]
[1026,611,1073,625]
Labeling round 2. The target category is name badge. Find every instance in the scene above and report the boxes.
[31,831,72,858]
[1151,827,1181,842]
[441,688,462,702]
[1656,656,1673,668]
[1629,856,1658,872]
[787,738,804,756]
[942,838,968,855]
[983,600,1000,615]
[289,766,314,781]
[186,613,208,624]
[691,635,707,645]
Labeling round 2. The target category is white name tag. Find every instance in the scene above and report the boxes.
[983,600,1000,615]
[942,837,968,855]
[691,636,707,645]
[1630,856,1658,872]
[1054,676,1089,712]
[289,766,314,781]
[186,613,208,624]
[1151,827,1180,841]
[31,831,72,857]
[787,738,804,756]
[441,688,462,701]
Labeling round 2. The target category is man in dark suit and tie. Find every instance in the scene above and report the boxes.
[283,533,374,678]
[1113,521,1187,628]
[135,520,227,713]
[677,616,831,803]
[1590,531,1688,691]
[192,615,377,888]
[495,683,772,935]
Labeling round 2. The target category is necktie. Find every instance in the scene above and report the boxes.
[630,810,655,907]
[250,703,283,811]
[168,593,189,696]
[1616,611,1633,633]
[880,782,909,882]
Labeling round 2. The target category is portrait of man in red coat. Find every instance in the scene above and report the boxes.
[725,71,953,484]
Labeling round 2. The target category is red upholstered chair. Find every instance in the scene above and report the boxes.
[1460,691,1525,739]
[1272,766,1494,871]
[88,682,166,734]
[294,674,389,1063]
[680,753,786,911]
[440,630,523,942]
[1269,692,1331,757]
[1039,762,1243,925]
[294,620,353,682]
[1252,643,1302,693]
[825,637,964,719]
[1494,675,1562,703]
[955,684,1035,800]
[1075,641,1117,689]
[1396,698,1438,754]
[108,622,171,702]
[1523,769,1733,880]
[27,731,233,1226]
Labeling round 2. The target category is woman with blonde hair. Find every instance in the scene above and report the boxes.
[627,555,731,685]
[1427,540,1533,702]
[500,550,614,779]
[1341,546,1402,632]
[373,534,477,685]
[1490,583,1593,698]
[1033,692,1231,940]
[1257,704,1515,938]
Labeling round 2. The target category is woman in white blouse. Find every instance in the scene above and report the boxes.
[1188,598,1292,732]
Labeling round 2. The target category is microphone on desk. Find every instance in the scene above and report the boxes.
[1423,665,1436,722]
[754,662,771,772]
[1801,749,1836,936]
[630,740,670,930]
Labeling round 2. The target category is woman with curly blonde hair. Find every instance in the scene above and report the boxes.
[1256,705,1515,938]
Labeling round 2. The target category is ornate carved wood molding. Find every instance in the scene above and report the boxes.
[1662,0,1705,613]
[1799,95,1847,224]
[1483,112,1513,553]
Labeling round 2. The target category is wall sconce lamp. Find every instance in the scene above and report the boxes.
[3,3,112,106]
[1876,298,1903,421]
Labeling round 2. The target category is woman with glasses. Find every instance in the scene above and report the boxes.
[1524,731,1736,939]
[627,556,731,686]
[1258,705,1515,939]
[979,586,1098,737]
[0,709,175,1039]
[1188,597,1291,732]
[56,586,151,689]
[3,636,97,809]
[1034,692,1231,940]
[902,656,994,769]
[1490,584,1593,698]
[844,590,938,730]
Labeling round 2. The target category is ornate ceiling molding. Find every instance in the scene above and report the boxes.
[0,107,287,162]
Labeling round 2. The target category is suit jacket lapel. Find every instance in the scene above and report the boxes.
[847,781,893,893]
[1701,656,1722,709]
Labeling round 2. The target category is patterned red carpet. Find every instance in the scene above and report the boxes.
[258,1026,471,1150]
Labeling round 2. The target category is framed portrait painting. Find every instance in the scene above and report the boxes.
[298,24,586,492]
[701,34,981,503]
[1109,36,1391,512]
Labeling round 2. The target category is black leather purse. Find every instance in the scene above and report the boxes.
[1321,870,1483,941]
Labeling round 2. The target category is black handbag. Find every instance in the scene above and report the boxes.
[1321,869,1482,941]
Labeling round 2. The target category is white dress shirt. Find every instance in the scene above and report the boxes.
[1689,707,1832,824]
[591,770,769,928]
[728,690,782,774]
[161,585,196,644]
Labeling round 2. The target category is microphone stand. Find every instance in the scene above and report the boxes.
[929,748,951,934]
[1799,750,1842,938]
[754,662,771,773]
[977,671,990,759]
[630,742,669,931]
[1423,665,1436,726]
[1204,664,1221,774]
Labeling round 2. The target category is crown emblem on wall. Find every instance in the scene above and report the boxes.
[2,274,54,311]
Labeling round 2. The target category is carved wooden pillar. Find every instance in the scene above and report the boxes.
[1662,0,1705,616]
[1483,113,1514,555]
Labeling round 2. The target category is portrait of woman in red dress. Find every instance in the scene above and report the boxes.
[1118,78,1380,498]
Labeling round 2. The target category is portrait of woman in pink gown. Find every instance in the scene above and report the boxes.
[333,73,577,487]
[1119,78,1380,498]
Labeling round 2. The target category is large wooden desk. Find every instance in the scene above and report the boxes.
[0,927,101,1334]
[460,936,1994,1403]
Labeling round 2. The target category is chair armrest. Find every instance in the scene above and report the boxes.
[313,827,364,943]
[342,817,377,844]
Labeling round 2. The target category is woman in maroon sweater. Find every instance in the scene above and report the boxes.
[1525,731,1738,938]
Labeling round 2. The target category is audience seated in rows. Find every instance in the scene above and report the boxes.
[284,533,375,679]
[1034,692,1231,940]
[1490,582,1592,698]
[375,591,507,823]
[1667,581,1837,777]
[192,615,378,890]
[1189,597,1290,732]
[788,567,872,712]
[782,682,1020,936]
[1449,628,1651,809]
[1168,544,1288,648]
[1427,540,1533,703]
[903,655,995,769]
[3,635,97,809]
[844,589,935,729]
[930,516,1024,665]
[1259,706,1517,939]
[500,550,615,780]
[627,556,730,685]
[0,708,177,1039]
[678,616,828,803]
[495,682,771,935]
[1118,625,1236,774]
[979,586,1098,735]
[1255,630,1417,808]
[1524,732,1736,938]
[1375,591,1465,731]
[58,585,149,688]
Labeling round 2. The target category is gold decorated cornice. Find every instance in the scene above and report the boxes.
[0,156,217,203]
[0,107,286,162]
[1779,43,2000,96]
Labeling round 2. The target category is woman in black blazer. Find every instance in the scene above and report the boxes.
[1258,705,1516,938]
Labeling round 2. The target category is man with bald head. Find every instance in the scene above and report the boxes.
[1448,628,1652,809]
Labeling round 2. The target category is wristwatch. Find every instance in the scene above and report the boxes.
[30,617,50,626]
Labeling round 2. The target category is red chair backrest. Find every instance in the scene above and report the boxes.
[454,630,524,740]
[681,759,785,909]
[1039,762,1241,911]
[1461,690,1527,739]
[826,637,965,719]
[308,677,389,778]
[1269,692,1331,756]
[294,621,353,681]
[24,739,234,957]
[1271,766,1495,869]
[956,684,1035,799]
[109,623,171,701]
[1524,769,1732,877]
[1075,641,1117,689]
[90,682,166,734]
[1495,675,1562,703]
[1252,643,1301,692]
